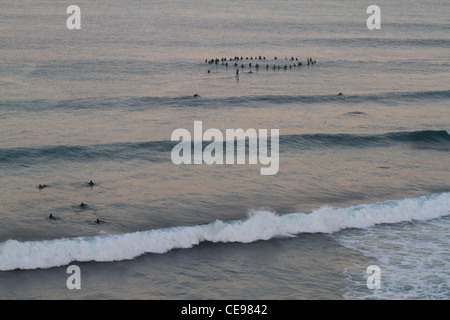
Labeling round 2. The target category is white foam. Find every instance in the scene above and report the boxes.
[340,216,450,299]
[1,192,449,271]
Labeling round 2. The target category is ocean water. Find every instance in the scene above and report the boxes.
[0,0,449,300]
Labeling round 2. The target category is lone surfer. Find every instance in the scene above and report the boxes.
[79,202,88,208]
[88,180,94,186]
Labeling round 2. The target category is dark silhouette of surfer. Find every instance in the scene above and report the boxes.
[88,180,94,186]
[94,218,104,224]
[39,184,47,189]
[79,202,88,208]
[48,214,56,220]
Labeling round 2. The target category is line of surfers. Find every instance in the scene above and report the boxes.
[206,56,317,67]
[39,181,104,225]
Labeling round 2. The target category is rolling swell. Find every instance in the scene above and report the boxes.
[2,89,450,112]
[1,130,449,165]
[1,192,449,271]
[0,141,174,166]
[54,89,450,109]
[282,130,450,150]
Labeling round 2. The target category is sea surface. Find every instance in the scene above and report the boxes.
[0,0,449,300]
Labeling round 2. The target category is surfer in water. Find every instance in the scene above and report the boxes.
[79,202,88,208]
[88,180,94,186]
[94,218,104,224]
[39,184,47,189]
[48,214,56,220]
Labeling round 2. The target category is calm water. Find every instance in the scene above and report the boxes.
[0,0,449,300]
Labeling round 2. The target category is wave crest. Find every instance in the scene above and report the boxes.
[1,192,449,271]
[1,130,449,165]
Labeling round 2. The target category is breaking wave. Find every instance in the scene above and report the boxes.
[1,192,449,271]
